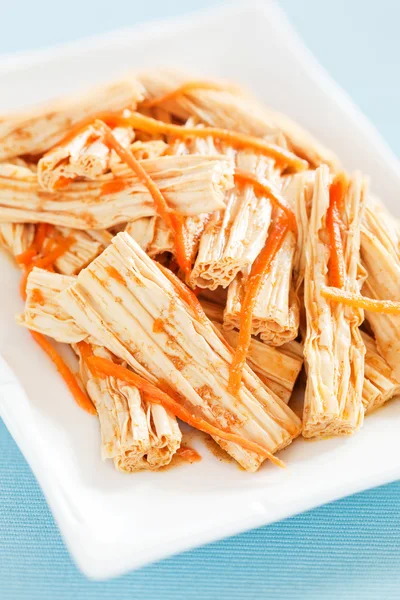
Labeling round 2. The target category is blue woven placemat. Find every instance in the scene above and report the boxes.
[1,417,400,599]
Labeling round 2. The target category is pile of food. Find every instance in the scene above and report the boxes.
[1,70,399,473]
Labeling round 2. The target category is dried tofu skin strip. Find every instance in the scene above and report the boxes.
[17,267,87,343]
[223,173,303,346]
[362,332,400,414]
[0,77,144,161]
[0,222,34,258]
[138,69,340,169]
[285,170,315,291]
[202,299,302,403]
[38,124,135,191]
[52,227,111,275]
[169,122,222,277]
[224,232,298,346]
[75,343,181,471]
[199,286,228,306]
[125,216,174,258]
[212,321,303,404]
[0,155,233,229]
[59,233,302,472]
[111,140,168,175]
[361,196,400,380]
[303,166,366,438]
[190,148,280,290]
[7,157,37,172]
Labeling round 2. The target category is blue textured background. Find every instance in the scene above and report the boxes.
[2,1,400,598]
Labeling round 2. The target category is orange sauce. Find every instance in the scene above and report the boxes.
[176,445,202,463]
[105,265,125,285]
[100,179,128,196]
[203,435,234,464]
[152,318,164,333]
[53,176,72,190]
[31,288,45,306]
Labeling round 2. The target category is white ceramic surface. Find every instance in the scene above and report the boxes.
[1,0,400,581]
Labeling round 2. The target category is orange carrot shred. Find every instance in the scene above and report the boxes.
[19,236,75,300]
[35,236,74,270]
[169,213,192,276]
[15,223,51,266]
[330,172,347,212]
[76,340,99,377]
[327,174,347,289]
[15,247,37,266]
[321,287,400,314]
[52,116,99,149]
[76,340,94,361]
[234,171,298,234]
[117,112,308,172]
[87,356,284,467]
[30,331,96,415]
[141,80,238,108]
[100,122,174,228]
[228,215,290,395]
[99,121,196,274]
[56,111,307,172]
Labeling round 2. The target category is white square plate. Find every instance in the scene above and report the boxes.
[1,0,400,581]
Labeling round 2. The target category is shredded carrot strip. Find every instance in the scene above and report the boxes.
[76,340,94,361]
[234,170,298,233]
[228,215,290,394]
[59,111,307,172]
[100,122,173,228]
[15,223,51,266]
[76,340,100,377]
[19,236,75,300]
[34,236,74,269]
[157,262,209,325]
[321,287,400,314]
[15,247,37,266]
[169,213,192,276]
[330,172,347,212]
[118,112,308,172]
[87,356,284,467]
[141,80,238,108]
[30,331,96,415]
[99,121,194,274]
[327,174,347,288]
[54,117,98,149]
[53,109,308,171]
